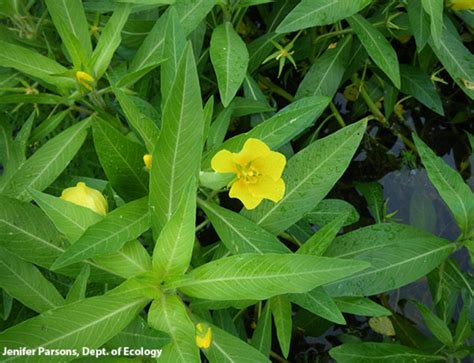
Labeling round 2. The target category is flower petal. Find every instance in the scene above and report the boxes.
[248,175,285,203]
[211,150,237,174]
[229,179,263,209]
[235,138,270,165]
[252,151,286,180]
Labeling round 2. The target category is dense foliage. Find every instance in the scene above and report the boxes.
[0,0,473,362]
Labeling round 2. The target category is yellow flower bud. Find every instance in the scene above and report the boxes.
[143,154,152,170]
[75,71,95,91]
[195,323,212,349]
[446,0,474,11]
[60,182,108,216]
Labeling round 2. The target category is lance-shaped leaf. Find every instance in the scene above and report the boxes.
[202,96,330,168]
[93,116,149,201]
[161,7,186,105]
[51,197,150,269]
[407,0,430,51]
[174,0,215,35]
[335,297,391,317]
[429,22,474,100]
[0,196,146,282]
[324,224,455,296]
[347,14,400,88]
[276,0,372,33]
[0,119,90,201]
[114,88,160,153]
[0,40,75,91]
[91,4,131,78]
[0,283,150,363]
[251,302,272,356]
[198,198,290,255]
[421,0,443,49]
[269,296,292,358]
[296,35,352,99]
[210,22,249,107]
[29,190,151,279]
[288,286,345,324]
[153,182,196,279]
[329,343,445,362]
[355,182,385,224]
[172,253,369,300]
[44,0,92,68]
[149,43,203,233]
[148,294,200,363]
[413,135,474,238]
[204,323,270,363]
[65,265,90,304]
[414,302,453,347]
[306,199,360,227]
[400,65,444,116]
[0,247,65,313]
[243,120,366,235]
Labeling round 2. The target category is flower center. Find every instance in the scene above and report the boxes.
[239,163,260,184]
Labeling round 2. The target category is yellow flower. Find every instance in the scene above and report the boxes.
[446,0,474,10]
[75,71,95,91]
[143,154,152,170]
[211,138,286,210]
[195,323,212,349]
[60,182,108,216]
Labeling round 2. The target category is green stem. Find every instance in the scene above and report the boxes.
[351,75,386,125]
[257,75,294,102]
[329,102,346,127]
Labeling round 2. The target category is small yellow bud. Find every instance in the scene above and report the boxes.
[143,154,152,170]
[446,0,474,11]
[75,71,95,91]
[195,323,212,349]
[60,182,108,216]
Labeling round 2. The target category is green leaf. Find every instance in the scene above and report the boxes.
[206,103,234,150]
[400,65,444,115]
[210,22,249,107]
[276,0,372,33]
[0,40,75,91]
[65,265,90,304]
[414,302,453,346]
[0,247,65,313]
[429,22,474,99]
[148,294,200,363]
[29,189,152,280]
[407,0,430,51]
[251,302,272,356]
[92,116,149,201]
[173,0,215,35]
[421,0,443,49]
[203,323,270,363]
[355,182,385,223]
[161,7,186,105]
[330,342,445,362]
[202,96,331,169]
[296,214,347,256]
[91,4,132,78]
[149,43,203,233]
[305,199,360,227]
[288,286,345,324]
[295,35,352,99]
[0,282,150,362]
[347,14,401,88]
[153,182,196,279]
[173,253,369,300]
[269,296,292,358]
[334,297,391,317]
[51,197,150,269]
[243,120,366,235]
[129,12,167,72]
[113,88,160,153]
[198,198,290,255]
[324,224,455,296]
[233,96,275,117]
[105,315,170,350]
[413,135,474,238]
[44,0,92,68]
[0,119,90,201]
[30,110,70,144]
